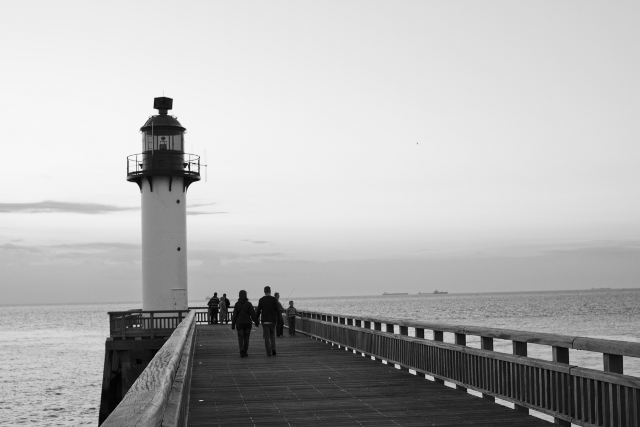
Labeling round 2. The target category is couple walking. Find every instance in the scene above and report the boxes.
[231,286,298,357]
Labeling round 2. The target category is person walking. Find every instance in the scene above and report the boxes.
[274,292,285,337]
[219,295,227,324]
[207,293,220,324]
[231,290,259,358]
[255,286,280,356]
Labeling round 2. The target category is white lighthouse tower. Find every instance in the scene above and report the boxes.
[127,97,201,311]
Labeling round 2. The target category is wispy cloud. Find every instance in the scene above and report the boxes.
[0,201,137,214]
[187,211,228,216]
[186,202,228,215]
[0,243,42,253]
[0,241,141,266]
[187,202,219,208]
[0,200,227,216]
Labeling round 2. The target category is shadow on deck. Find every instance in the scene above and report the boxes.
[188,324,550,426]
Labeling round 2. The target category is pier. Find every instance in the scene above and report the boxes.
[100,309,640,427]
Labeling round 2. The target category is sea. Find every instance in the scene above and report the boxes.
[1,288,639,426]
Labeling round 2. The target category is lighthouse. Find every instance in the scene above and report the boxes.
[127,97,201,311]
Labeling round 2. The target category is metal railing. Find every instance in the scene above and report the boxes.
[126,152,200,178]
[108,307,214,339]
[298,310,640,427]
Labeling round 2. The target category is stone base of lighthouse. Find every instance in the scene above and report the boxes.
[141,175,189,311]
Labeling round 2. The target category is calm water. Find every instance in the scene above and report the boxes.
[1,289,639,426]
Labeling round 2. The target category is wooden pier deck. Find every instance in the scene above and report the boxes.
[188,324,551,426]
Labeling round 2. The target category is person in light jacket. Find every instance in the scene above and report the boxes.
[219,294,228,324]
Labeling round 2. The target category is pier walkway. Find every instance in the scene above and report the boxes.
[187,324,549,426]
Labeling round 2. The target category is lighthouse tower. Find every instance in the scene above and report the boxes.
[127,97,201,311]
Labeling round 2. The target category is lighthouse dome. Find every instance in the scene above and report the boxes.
[140,114,186,132]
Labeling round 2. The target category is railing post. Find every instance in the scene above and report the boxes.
[150,312,155,339]
[121,314,126,339]
[415,328,424,338]
[455,333,467,392]
[552,346,571,426]
[433,330,444,384]
[512,341,528,414]
[481,337,495,401]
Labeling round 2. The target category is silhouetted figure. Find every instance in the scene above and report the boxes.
[208,293,219,324]
[231,290,259,358]
[256,286,280,356]
[219,294,228,324]
[275,292,285,337]
[286,301,299,336]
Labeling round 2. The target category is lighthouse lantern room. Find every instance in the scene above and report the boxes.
[127,97,201,311]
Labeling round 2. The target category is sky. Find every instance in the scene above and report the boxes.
[1,1,639,305]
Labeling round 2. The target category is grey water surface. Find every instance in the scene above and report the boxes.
[1,289,639,426]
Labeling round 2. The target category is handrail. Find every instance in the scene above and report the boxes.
[108,307,215,338]
[101,310,196,427]
[126,152,200,178]
[300,310,640,358]
[298,310,640,427]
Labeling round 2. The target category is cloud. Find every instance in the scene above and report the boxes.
[187,202,219,208]
[0,200,227,216]
[187,211,228,215]
[187,202,227,215]
[0,243,42,253]
[0,242,141,266]
[0,201,137,214]
[49,242,140,250]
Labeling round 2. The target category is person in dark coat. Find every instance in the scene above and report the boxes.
[207,293,220,324]
[255,286,280,356]
[224,294,231,323]
[274,292,285,337]
[231,290,259,358]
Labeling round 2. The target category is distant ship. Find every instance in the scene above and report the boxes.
[418,290,449,294]
[383,292,409,295]
[433,290,448,294]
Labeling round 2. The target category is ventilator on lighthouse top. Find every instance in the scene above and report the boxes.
[127,97,201,311]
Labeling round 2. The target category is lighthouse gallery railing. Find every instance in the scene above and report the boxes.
[296,310,640,427]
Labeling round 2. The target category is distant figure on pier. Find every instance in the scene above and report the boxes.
[219,296,227,324]
[207,293,220,324]
[256,286,280,356]
[274,292,285,337]
[231,290,259,358]
[286,301,299,336]
[224,294,231,319]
